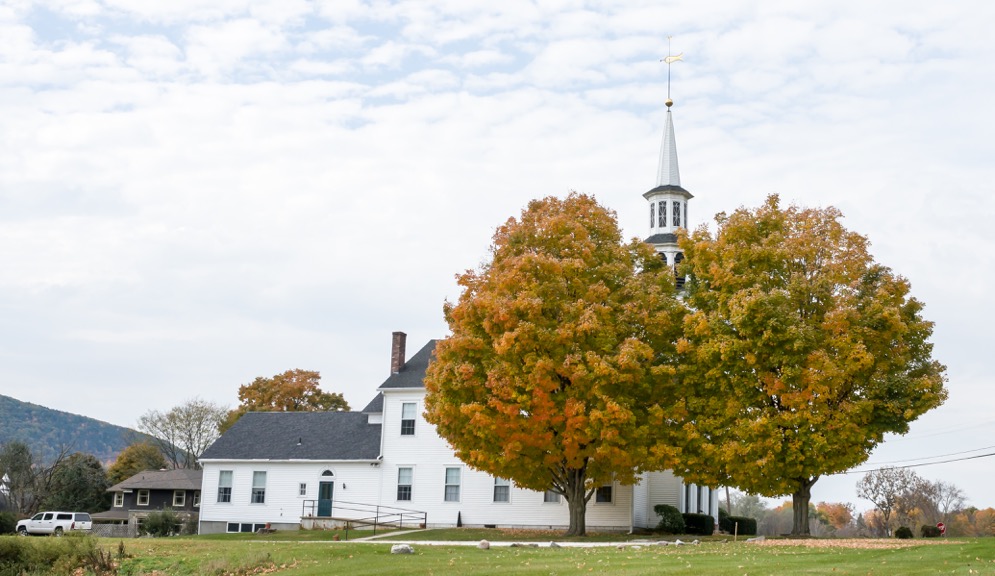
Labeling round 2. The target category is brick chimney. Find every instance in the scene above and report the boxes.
[390,331,407,374]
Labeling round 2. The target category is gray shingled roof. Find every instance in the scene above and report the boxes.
[645,233,679,244]
[199,411,381,461]
[362,392,384,413]
[379,340,436,389]
[107,468,202,492]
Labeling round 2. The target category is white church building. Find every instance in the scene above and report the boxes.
[197,98,720,534]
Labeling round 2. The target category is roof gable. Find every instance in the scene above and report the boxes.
[378,340,436,390]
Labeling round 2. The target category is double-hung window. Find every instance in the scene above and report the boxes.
[218,470,233,503]
[137,490,150,506]
[251,471,266,504]
[173,490,185,507]
[397,467,413,501]
[113,492,124,507]
[444,467,461,502]
[400,402,416,435]
[543,490,561,503]
[595,484,613,504]
[493,477,510,503]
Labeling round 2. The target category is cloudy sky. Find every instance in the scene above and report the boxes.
[2,0,993,512]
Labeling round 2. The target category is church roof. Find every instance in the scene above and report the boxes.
[379,340,436,390]
[645,233,679,244]
[199,411,381,461]
[362,392,384,413]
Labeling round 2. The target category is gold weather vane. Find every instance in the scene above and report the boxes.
[660,35,683,107]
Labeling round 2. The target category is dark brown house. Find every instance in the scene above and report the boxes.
[91,469,202,536]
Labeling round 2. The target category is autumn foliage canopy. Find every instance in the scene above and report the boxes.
[672,195,947,534]
[424,193,685,536]
[221,369,350,432]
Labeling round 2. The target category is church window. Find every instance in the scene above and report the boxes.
[444,467,461,502]
[650,203,655,227]
[401,402,416,435]
[493,477,510,502]
[672,201,681,227]
[397,468,413,501]
[658,201,666,227]
[595,484,613,503]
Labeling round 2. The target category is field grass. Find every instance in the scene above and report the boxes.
[193,526,397,541]
[376,527,682,542]
[3,534,992,575]
[100,536,995,575]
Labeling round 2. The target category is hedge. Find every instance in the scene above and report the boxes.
[682,513,715,536]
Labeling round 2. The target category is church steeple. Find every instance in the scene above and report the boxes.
[644,42,692,273]
[656,102,681,188]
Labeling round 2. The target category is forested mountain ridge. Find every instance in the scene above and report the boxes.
[0,394,142,464]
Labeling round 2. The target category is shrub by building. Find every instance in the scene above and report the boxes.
[654,504,685,534]
[682,513,715,536]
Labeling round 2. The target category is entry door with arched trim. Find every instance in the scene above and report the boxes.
[318,470,334,517]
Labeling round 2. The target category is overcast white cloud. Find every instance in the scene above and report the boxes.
[1,0,993,513]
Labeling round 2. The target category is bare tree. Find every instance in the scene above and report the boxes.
[933,481,967,524]
[137,398,227,470]
[856,466,919,536]
[0,441,72,516]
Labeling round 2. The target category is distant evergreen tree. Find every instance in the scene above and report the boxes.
[42,453,111,512]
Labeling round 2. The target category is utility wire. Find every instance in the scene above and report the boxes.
[861,444,995,466]
[883,420,995,442]
[838,451,995,475]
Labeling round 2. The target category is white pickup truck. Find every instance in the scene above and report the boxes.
[16,511,93,536]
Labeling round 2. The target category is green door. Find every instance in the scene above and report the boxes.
[317,482,333,517]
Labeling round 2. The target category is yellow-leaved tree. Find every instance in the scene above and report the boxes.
[674,195,947,535]
[424,193,685,536]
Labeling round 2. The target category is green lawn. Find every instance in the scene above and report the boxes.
[3,534,992,575]
[104,536,994,575]
[376,527,684,542]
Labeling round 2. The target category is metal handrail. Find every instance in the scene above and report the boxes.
[301,499,427,537]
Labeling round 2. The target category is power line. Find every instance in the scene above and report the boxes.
[862,444,995,466]
[883,419,995,442]
[838,451,995,475]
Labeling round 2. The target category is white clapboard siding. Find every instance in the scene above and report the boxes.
[640,470,682,528]
[200,462,381,528]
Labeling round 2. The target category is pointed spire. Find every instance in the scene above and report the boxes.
[656,103,681,187]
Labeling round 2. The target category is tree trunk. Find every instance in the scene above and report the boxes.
[562,467,589,536]
[791,477,819,536]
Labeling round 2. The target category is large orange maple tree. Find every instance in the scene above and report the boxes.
[424,193,685,536]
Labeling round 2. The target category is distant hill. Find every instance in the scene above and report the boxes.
[0,394,144,464]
